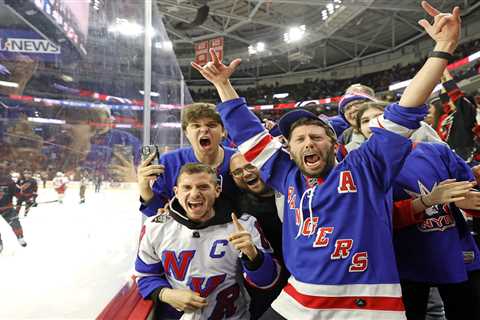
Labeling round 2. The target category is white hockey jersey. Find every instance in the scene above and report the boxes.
[135,197,280,320]
[52,176,69,188]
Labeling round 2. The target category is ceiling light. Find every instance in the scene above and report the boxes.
[284,25,306,43]
[108,18,144,37]
[327,3,334,14]
[248,42,266,55]
[256,42,265,52]
[155,41,172,50]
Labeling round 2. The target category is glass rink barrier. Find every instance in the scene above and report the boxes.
[0,1,190,318]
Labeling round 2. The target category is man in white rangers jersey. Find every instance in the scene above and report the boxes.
[135,163,280,320]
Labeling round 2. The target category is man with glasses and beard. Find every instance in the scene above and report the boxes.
[230,152,288,319]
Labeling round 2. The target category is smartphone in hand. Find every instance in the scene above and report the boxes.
[141,145,159,165]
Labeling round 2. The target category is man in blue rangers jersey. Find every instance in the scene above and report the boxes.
[191,2,461,319]
[137,103,239,217]
[135,163,280,320]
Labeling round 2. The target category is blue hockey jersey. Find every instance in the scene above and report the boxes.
[218,97,428,320]
[393,142,480,283]
[140,146,239,217]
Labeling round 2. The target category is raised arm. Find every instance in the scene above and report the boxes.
[399,1,461,107]
[191,49,241,102]
[191,49,292,193]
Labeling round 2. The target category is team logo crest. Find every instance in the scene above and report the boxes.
[405,181,456,232]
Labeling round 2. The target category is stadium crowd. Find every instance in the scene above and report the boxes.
[190,38,480,106]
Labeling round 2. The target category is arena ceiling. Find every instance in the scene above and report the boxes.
[157,0,480,79]
[0,0,478,94]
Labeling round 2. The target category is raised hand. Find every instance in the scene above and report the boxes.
[160,288,208,312]
[228,213,258,261]
[263,118,277,131]
[137,151,165,201]
[137,152,164,184]
[191,48,241,85]
[423,179,475,206]
[418,1,461,52]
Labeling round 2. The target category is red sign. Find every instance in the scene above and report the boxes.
[195,37,224,66]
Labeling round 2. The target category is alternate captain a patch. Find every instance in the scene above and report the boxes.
[337,170,357,194]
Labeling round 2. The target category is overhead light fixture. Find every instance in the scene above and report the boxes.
[0,81,19,88]
[155,41,173,50]
[248,42,266,55]
[108,18,144,37]
[327,3,335,14]
[284,25,306,43]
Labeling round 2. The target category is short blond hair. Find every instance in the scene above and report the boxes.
[345,84,375,97]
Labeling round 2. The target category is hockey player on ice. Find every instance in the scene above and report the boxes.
[79,174,88,204]
[0,161,27,253]
[52,172,69,204]
[16,169,38,217]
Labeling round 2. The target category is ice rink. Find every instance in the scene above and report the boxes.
[0,182,141,319]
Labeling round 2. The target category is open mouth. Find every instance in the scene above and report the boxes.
[199,137,211,148]
[303,154,321,168]
[188,200,204,210]
[245,176,259,186]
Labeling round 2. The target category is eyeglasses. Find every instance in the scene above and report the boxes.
[231,164,257,177]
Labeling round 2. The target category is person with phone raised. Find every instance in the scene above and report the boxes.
[137,103,239,217]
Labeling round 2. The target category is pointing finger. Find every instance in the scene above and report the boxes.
[421,1,440,17]
[231,213,244,231]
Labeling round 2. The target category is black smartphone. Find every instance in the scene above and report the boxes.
[141,145,159,165]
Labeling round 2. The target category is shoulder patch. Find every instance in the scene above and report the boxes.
[152,214,170,223]
[238,213,254,222]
